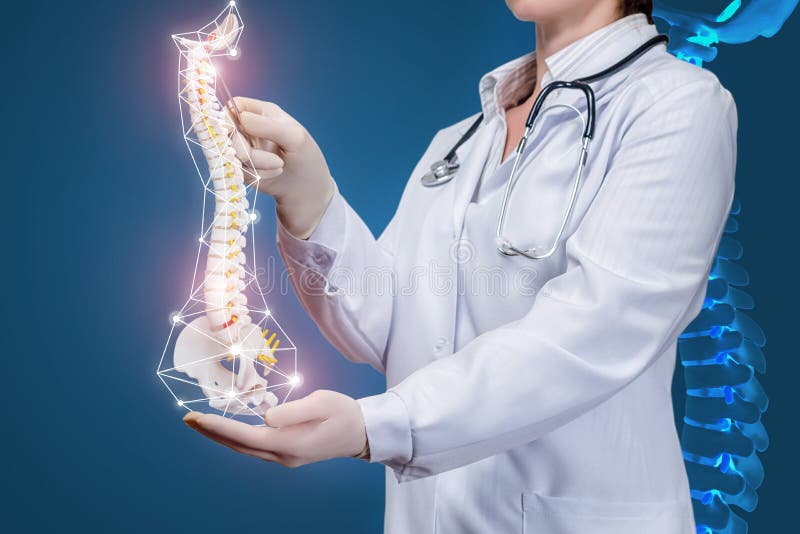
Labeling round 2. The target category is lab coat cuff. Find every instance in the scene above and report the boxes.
[357,392,413,472]
[276,190,346,273]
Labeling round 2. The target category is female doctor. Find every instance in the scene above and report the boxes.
[183,0,737,532]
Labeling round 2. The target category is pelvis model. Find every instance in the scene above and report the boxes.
[158,3,299,421]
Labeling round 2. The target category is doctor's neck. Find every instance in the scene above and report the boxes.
[509,0,627,90]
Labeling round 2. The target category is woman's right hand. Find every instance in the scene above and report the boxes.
[229,97,335,239]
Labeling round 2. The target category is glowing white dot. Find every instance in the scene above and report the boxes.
[198,236,204,243]
[177,400,184,407]
[229,1,236,6]
[230,344,242,356]
[249,212,257,221]
[229,48,238,57]
[227,390,237,399]
[263,308,271,317]
[171,313,182,324]
[289,374,302,386]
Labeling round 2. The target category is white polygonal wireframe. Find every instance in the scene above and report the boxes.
[157,2,300,425]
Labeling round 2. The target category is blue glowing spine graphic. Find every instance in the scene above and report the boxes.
[678,199,768,534]
[656,2,797,532]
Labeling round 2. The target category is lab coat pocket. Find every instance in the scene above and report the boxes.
[522,492,688,534]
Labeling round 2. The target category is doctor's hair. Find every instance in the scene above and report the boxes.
[621,0,654,24]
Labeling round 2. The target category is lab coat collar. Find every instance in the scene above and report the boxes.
[543,13,658,83]
[478,14,658,122]
[478,52,537,123]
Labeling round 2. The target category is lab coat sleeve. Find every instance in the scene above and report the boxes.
[358,76,738,480]
[276,190,396,373]
[276,130,448,373]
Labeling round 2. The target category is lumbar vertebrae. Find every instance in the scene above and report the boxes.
[159,3,298,418]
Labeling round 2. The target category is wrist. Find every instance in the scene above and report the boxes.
[353,436,371,461]
[276,176,335,239]
[357,393,413,469]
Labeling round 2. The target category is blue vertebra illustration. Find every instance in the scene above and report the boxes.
[678,199,769,534]
[655,2,797,532]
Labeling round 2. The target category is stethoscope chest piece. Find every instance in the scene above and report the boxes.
[421,158,460,187]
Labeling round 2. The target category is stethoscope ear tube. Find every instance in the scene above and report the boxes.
[524,81,596,139]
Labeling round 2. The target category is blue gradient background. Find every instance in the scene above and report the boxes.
[7,0,798,531]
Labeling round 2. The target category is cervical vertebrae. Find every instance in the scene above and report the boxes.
[163,8,289,417]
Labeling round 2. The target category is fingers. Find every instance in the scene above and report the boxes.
[184,411,296,454]
[238,111,306,152]
[184,413,280,462]
[228,109,285,183]
[229,127,252,165]
[231,133,284,173]
[186,412,269,449]
[182,399,342,469]
[232,96,283,116]
[230,97,306,152]
[265,390,330,428]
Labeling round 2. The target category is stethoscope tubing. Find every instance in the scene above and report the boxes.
[421,34,669,258]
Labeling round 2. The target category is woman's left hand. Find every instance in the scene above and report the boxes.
[183,390,368,467]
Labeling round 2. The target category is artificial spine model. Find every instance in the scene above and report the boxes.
[188,53,250,335]
[158,3,299,420]
[653,2,798,532]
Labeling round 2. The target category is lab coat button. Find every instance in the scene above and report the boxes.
[434,336,448,354]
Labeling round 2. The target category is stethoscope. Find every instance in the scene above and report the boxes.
[421,34,669,260]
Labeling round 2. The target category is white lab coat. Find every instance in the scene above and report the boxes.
[277,14,736,534]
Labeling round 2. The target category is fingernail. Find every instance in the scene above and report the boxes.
[183,412,202,429]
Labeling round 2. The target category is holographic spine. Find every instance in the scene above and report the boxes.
[655,2,798,532]
[184,46,252,336]
[678,200,768,534]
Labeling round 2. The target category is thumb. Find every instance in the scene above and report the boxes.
[265,391,328,428]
